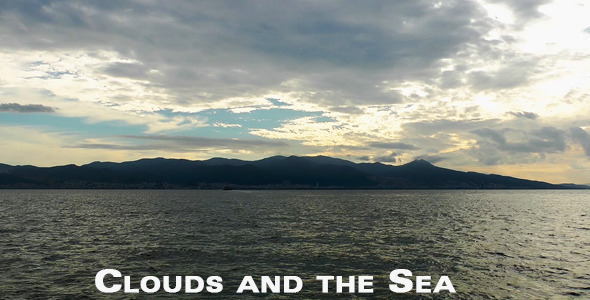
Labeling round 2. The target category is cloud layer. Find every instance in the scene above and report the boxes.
[1,0,590,183]
[0,103,55,113]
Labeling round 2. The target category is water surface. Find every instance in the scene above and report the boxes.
[0,190,588,299]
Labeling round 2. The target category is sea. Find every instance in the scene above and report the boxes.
[0,189,588,299]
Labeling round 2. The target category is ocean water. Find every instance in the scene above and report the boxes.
[0,189,588,299]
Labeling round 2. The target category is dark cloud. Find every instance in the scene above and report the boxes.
[374,152,397,163]
[0,103,55,113]
[219,1,484,70]
[439,70,463,89]
[473,128,507,145]
[472,126,566,154]
[396,118,572,168]
[528,127,566,152]
[508,111,539,120]
[369,142,418,150]
[355,155,371,162]
[0,0,512,107]
[102,62,150,80]
[571,127,590,157]
[122,135,287,148]
[70,135,288,152]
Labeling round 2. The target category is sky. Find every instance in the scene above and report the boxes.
[1,0,590,184]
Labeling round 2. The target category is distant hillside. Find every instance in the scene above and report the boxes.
[0,156,588,189]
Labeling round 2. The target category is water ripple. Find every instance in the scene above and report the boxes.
[0,189,588,299]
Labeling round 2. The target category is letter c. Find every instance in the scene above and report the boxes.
[95,269,122,293]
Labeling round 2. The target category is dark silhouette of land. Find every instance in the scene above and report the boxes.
[0,156,587,189]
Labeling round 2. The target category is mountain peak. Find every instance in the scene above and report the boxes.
[405,159,434,166]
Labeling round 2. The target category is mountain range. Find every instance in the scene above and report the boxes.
[0,156,587,189]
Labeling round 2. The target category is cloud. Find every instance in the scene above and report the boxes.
[571,127,590,157]
[213,123,242,128]
[488,0,553,22]
[68,135,289,155]
[468,60,537,90]
[473,128,507,145]
[71,143,173,151]
[1,0,590,184]
[374,152,398,163]
[0,0,506,108]
[0,103,55,113]
[472,126,566,154]
[439,70,463,89]
[368,142,418,150]
[102,62,150,80]
[121,135,287,149]
[355,155,371,162]
[403,119,499,135]
[528,127,567,152]
[329,106,364,114]
[508,111,539,120]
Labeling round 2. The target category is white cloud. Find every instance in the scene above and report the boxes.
[213,123,242,128]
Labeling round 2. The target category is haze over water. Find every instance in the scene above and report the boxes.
[1,190,588,299]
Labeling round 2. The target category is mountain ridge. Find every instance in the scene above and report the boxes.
[0,156,587,189]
